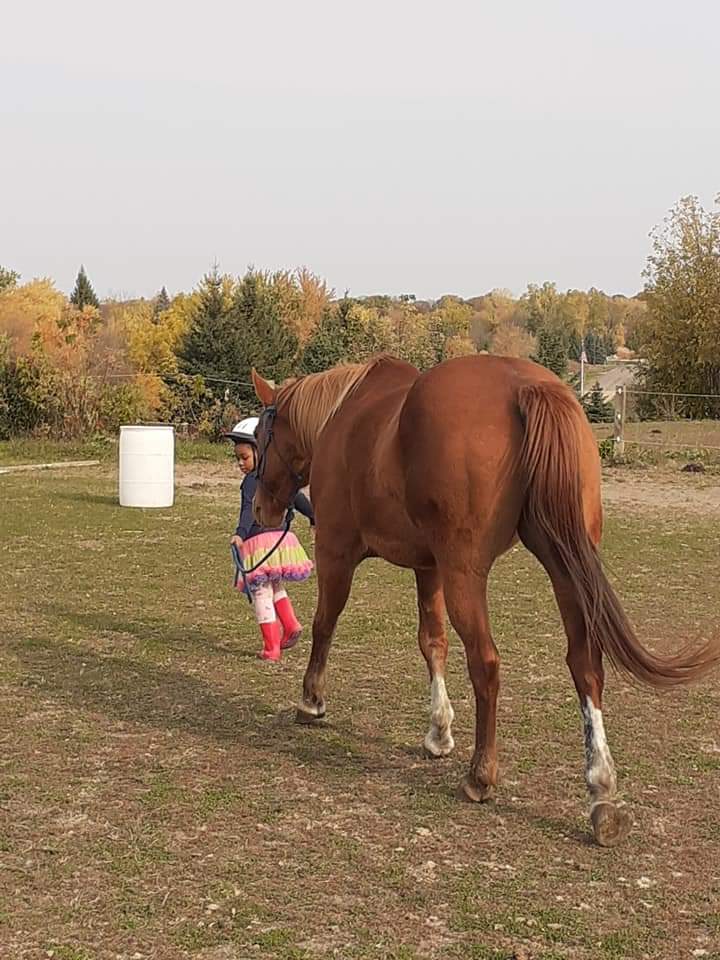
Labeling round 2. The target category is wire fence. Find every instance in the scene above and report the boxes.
[608,386,720,461]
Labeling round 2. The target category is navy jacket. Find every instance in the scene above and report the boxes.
[235,470,314,540]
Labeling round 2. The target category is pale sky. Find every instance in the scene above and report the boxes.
[2,0,718,301]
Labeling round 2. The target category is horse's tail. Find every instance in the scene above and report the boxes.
[516,380,720,688]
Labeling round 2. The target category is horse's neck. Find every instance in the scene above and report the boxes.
[300,357,417,465]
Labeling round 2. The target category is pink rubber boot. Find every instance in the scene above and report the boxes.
[256,620,282,662]
[275,596,303,650]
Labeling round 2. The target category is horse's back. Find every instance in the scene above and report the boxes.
[398,354,601,556]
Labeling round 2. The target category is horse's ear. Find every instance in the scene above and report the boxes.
[252,369,276,407]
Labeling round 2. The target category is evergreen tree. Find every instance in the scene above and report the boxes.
[567,329,583,361]
[602,331,617,359]
[300,298,362,373]
[154,286,171,319]
[585,330,608,365]
[178,268,300,407]
[0,266,20,291]
[301,307,350,373]
[70,265,100,309]
[532,326,568,378]
[232,271,299,404]
[582,381,614,422]
[177,268,237,400]
[567,329,612,365]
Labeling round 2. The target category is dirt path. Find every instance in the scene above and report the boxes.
[602,471,720,514]
[175,462,237,488]
[173,462,720,515]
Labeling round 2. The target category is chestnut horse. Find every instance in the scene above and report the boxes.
[250,354,719,846]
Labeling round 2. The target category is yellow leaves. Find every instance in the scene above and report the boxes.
[490,320,536,359]
[116,294,195,376]
[134,372,166,411]
[431,296,474,338]
[0,278,66,355]
[39,302,100,352]
[293,268,333,342]
[262,268,332,344]
[443,335,477,360]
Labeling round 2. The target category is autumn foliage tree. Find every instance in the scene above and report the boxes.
[5,193,714,441]
[637,195,720,416]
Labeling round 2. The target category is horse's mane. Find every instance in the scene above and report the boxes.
[277,355,390,452]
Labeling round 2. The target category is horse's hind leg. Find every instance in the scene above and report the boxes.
[415,568,455,757]
[442,570,500,801]
[558,578,630,846]
[521,524,631,846]
[297,548,357,724]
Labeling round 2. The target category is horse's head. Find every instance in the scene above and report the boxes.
[251,369,309,528]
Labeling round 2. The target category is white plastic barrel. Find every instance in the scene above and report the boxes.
[119,425,175,508]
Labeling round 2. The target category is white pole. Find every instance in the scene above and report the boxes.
[580,338,586,396]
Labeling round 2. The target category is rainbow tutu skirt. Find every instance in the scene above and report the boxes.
[237,530,313,593]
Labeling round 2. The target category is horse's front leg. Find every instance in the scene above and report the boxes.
[415,568,455,757]
[296,542,358,724]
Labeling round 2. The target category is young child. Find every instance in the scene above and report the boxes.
[226,418,314,662]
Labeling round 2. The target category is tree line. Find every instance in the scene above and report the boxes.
[1,193,718,439]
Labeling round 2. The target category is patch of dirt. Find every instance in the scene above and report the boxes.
[175,463,237,489]
[176,460,720,516]
[76,539,105,550]
[602,473,720,514]
[196,947,243,960]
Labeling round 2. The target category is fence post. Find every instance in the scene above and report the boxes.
[614,386,626,460]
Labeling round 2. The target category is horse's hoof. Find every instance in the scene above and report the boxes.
[457,774,494,804]
[424,731,455,759]
[295,705,326,725]
[591,802,631,847]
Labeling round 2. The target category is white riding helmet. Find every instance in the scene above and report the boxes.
[224,416,260,445]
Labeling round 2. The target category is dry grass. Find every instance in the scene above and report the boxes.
[1,461,719,959]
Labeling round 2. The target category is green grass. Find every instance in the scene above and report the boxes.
[0,435,231,466]
[1,466,719,959]
[0,435,118,464]
[47,947,95,960]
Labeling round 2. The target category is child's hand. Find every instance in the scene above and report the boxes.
[231,535,243,549]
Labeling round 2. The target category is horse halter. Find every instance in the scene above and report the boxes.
[255,405,304,511]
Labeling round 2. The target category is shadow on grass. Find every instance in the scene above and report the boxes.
[6,631,594,845]
[53,490,118,507]
[7,633,383,776]
[46,604,229,655]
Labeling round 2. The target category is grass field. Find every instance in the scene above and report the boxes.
[0,437,228,468]
[1,457,720,960]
